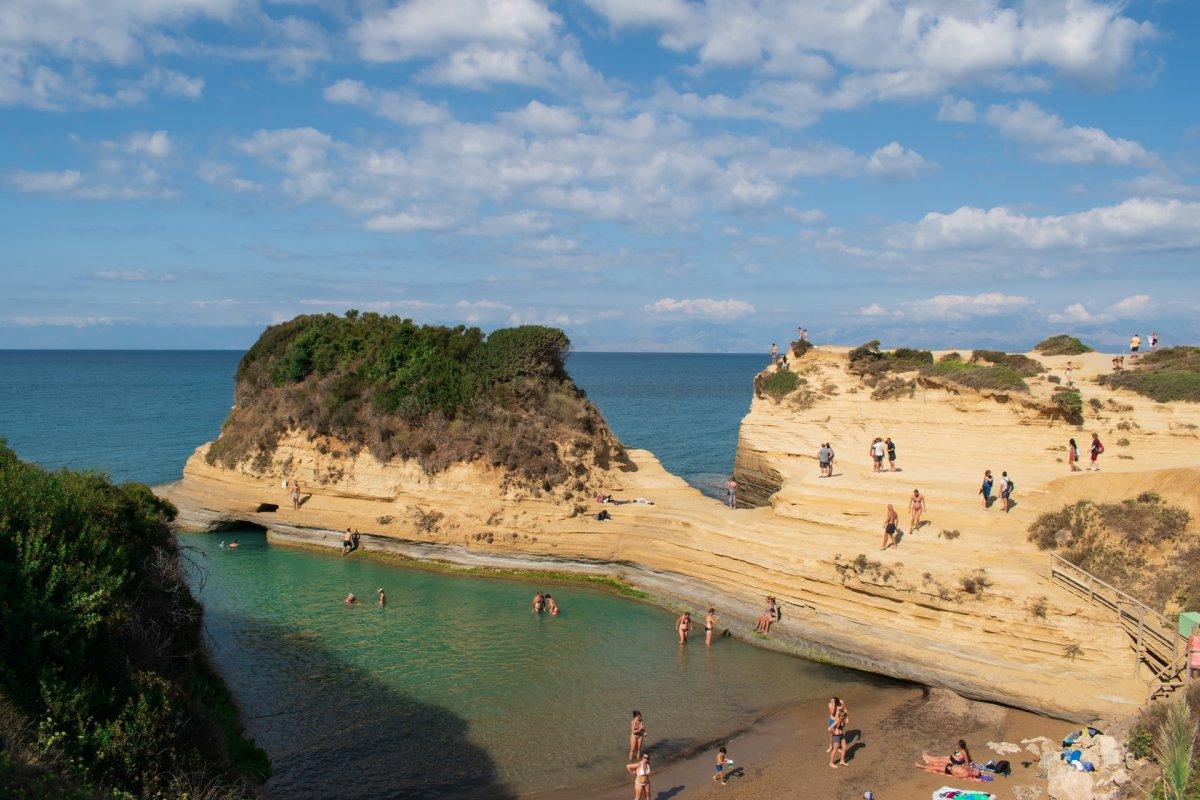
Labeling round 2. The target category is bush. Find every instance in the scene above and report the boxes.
[790,339,813,359]
[970,350,1044,376]
[1047,375,1061,384]
[847,340,933,379]
[0,442,265,797]
[871,376,915,400]
[1100,346,1200,403]
[1051,388,1083,422]
[761,368,800,399]
[1035,335,1093,356]
[1028,496,1194,610]
[921,360,1029,392]
[208,313,624,489]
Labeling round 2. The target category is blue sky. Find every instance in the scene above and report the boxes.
[1,0,1198,351]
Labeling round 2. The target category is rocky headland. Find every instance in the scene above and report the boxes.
[158,317,1200,722]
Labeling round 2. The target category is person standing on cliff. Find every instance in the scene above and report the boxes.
[870,437,886,473]
[980,470,994,508]
[1188,626,1200,680]
[770,342,778,363]
[882,505,899,550]
[885,437,897,471]
[291,480,301,510]
[818,443,832,477]
[908,489,926,533]
[726,476,737,508]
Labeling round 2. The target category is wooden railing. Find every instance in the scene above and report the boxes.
[1049,554,1187,700]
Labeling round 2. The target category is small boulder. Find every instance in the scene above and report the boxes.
[1088,735,1123,769]
[1049,767,1094,800]
[1109,767,1131,787]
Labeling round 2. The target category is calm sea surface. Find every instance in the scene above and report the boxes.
[0,350,871,798]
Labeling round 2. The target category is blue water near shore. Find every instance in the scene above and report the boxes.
[0,350,764,492]
[0,349,845,799]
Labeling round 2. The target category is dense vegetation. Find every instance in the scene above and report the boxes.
[0,442,266,799]
[760,369,800,399]
[1028,493,1197,611]
[1099,347,1200,403]
[848,341,1032,393]
[1035,334,1093,356]
[206,313,624,491]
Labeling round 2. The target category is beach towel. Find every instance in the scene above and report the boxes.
[933,788,995,800]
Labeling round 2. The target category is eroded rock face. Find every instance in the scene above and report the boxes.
[158,345,1200,721]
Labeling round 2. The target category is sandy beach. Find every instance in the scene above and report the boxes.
[544,682,1064,800]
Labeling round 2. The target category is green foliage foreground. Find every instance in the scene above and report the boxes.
[207,313,624,490]
[0,442,267,798]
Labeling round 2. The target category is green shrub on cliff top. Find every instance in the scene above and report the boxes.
[970,350,1044,376]
[0,441,266,798]
[1035,334,1093,356]
[921,359,1029,392]
[211,313,621,488]
[761,368,800,399]
[1099,346,1200,403]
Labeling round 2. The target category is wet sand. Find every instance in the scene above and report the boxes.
[543,682,1066,800]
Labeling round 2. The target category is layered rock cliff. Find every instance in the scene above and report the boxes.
[159,337,1200,722]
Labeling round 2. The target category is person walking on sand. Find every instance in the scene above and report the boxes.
[1068,438,1080,472]
[1089,433,1104,471]
[291,480,301,510]
[908,489,926,533]
[980,470,994,508]
[629,711,647,760]
[828,705,848,768]
[1065,361,1074,387]
[870,437,886,473]
[532,592,545,614]
[713,746,731,785]
[882,504,899,550]
[705,607,719,646]
[627,754,653,800]
[885,437,897,471]
[677,611,692,644]
[998,472,1014,512]
[726,476,737,508]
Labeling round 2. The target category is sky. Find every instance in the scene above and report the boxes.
[1,0,1198,352]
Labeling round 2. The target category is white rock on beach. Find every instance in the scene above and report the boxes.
[1088,735,1123,769]
[1048,767,1094,800]
[988,740,1022,755]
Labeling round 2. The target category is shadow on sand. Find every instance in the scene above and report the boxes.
[202,612,516,800]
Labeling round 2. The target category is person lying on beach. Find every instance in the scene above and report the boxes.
[629,711,646,760]
[532,592,544,614]
[914,757,982,780]
[921,741,971,770]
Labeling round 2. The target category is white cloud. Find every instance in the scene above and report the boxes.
[324,79,449,126]
[897,198,1200,252]
[867,141,930,179]
[2,315,118,328]
[125,130,172,159]
[985,100,1154,166]
[354,0,559,62]
[785,207,826,224]
[90,269,177,282]
[645,297,756,319]
[10,169,83,194]
[904,293,1034,321]
[858,303,888,317]
[1048,294,1154,324]
[500,100,580,134]
[364,209,459,233]
[937,95,977,123]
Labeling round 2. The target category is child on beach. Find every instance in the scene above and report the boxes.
[713,746,732,784]
[829,705,848,768]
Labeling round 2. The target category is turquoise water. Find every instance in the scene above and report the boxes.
[0,350,866,798]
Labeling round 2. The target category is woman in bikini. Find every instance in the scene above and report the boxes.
[677,611,692,644]
[546,595,559,616]
[627,754,653,800]
[628,711,646,760]
[915,759,981,780]
[908,489,926,534]
[828,706,848,768]
[705,607,719,646]
[921,740,971,770]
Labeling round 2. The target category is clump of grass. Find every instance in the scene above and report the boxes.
[1088,397,1103,411]
[1117,437,1131,446]
[1064,642,1083,660]
[1155,696,1195,800]
[1100,346,1200,403]
[938,529,961,540]
[871,376,915,400]
[921,359,1030,392]
[1051,388,1083,423]
[847,341,933,380]
[1035,334,1093,356]
[1048,375,1061,384]
[970,350,1045,376]
[957,569,992,599]
[759,368,800,400]
[375,515,394,525]
[1027,596,1049,619]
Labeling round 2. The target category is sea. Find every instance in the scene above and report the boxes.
[0,350,875,799]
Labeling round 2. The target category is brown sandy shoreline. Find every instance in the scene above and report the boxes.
[540,683,1066,800]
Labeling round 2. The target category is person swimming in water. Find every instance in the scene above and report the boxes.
[677,611,691,644]
[377,588,386,607]
[546,594,559,616]
[228,540,238,549]
[532,592,545,614]
[344,593,358,605]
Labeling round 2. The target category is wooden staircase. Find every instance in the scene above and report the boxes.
[1050,554,1188,702]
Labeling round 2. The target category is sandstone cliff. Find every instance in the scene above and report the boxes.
[159,345,1200,722]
